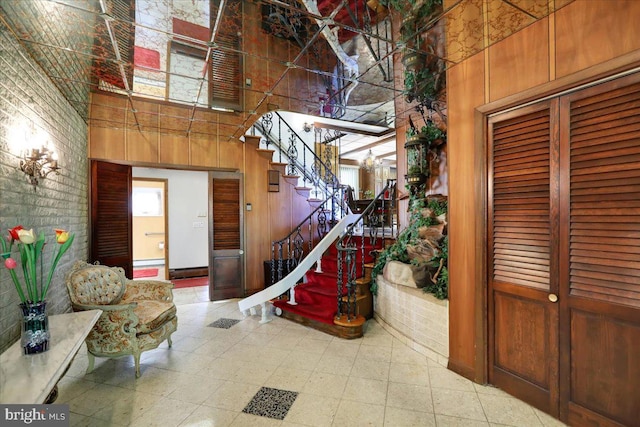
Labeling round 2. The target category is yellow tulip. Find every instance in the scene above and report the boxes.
[17,229,36,244]
[54,229,70,244]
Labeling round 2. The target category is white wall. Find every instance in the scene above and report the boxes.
[133,168,209,269]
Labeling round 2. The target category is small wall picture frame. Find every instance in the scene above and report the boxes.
[268,170,279,192]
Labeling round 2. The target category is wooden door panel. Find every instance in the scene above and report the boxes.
[569,310,640,427]
[209,172,244,301]
[494,292,550,388]
[560,74,640,424]
[212,257,242,290]
[488,101,559,416]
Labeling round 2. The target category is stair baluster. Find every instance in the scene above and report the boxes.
[336,179,397,323]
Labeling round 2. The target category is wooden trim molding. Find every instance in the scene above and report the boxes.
[478,50,640,116]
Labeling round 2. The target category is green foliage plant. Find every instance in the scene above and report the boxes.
[370,190,449,300]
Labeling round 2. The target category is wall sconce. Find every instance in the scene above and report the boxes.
[303,122,313,133]
[19,125,60,190]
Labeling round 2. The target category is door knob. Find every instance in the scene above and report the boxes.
[239,250,244,255]
[548,293,558,303]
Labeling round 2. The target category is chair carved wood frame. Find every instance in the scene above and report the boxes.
[65,261,177,378]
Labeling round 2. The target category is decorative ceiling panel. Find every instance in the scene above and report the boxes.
[1,0,573,148]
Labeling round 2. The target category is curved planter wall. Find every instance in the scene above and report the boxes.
[374,275,449,367]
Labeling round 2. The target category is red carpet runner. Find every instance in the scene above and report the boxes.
[273,236,378,324]
[172,276,208,289]
[132,268,158,278]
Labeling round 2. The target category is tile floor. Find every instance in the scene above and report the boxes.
[57,287,568,426]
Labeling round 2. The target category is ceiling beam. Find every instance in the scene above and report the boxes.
[340,134,396,156]
[313,122,395,137]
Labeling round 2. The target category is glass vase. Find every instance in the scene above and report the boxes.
[20,301,50,355]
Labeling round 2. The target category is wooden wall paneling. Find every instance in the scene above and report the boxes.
[446,51,486,380]
[555,0,640,79]
[191,109,219,138]
[90,92,126,127]
[489,18,550,101]
[158,104,190,134]
[89,126,126,160]
[127,130,159,163]
[190,136,218,167]
[129,99,159,132]
[269,175,294,249]
[244,135,271,294]
[288,66,308,113]
[218,139,243,169]
[159,134,189,165]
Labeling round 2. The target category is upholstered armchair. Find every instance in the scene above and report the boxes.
[65,261,177,378]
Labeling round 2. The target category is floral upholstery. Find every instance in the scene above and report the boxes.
[65,264,126,305]
[133,300,176,334]
[65,261,178,378]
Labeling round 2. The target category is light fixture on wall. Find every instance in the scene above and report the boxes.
[361,149,376,173]
[303,122,313,133]
[19,123,60,190]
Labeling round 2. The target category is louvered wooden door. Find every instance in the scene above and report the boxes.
[489,74,640,426]
[208,171,244,301]
[488,100,560,415]
[90,161,133,278]
[559,75,640,427]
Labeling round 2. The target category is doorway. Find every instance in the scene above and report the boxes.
[92,164,236,292]
[487,73,640,426]
[132,179,168,280]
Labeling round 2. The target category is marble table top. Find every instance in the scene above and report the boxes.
[0,309,101,404]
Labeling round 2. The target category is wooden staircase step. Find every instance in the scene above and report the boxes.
[270,162,287,175]
[256,148,275,161]
[278,309,364,339]
[355,277,371,288]
[295,186,312,199]
[282,175,300,187]
[339,292,372,319]
[308,198,323,209]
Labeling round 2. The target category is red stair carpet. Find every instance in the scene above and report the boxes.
[133,268,158,278]
[273,236,378,324]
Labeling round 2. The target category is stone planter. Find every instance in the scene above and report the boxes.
[374,270,449,366]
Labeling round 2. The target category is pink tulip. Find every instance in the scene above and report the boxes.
[4,257,17,269]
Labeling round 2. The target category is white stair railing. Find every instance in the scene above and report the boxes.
[238,213,359,323]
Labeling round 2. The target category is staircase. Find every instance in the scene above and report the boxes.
[272,235,379,338]
[240,115,397,339]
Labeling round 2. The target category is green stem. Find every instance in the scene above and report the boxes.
[40,251,44,302]
[23,244,38,302]
[8,269,27,303]
[42,233,74,300]
[43,245,60,299]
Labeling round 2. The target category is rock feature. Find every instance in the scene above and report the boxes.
[406,194,448,288]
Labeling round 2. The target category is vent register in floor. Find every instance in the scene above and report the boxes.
[242,387,299,420]
[207,318,299,420]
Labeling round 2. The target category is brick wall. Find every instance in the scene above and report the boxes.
[375,276,449,366]
[0,22,89,353]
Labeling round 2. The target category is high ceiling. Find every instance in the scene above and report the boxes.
[0,0,570,165]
